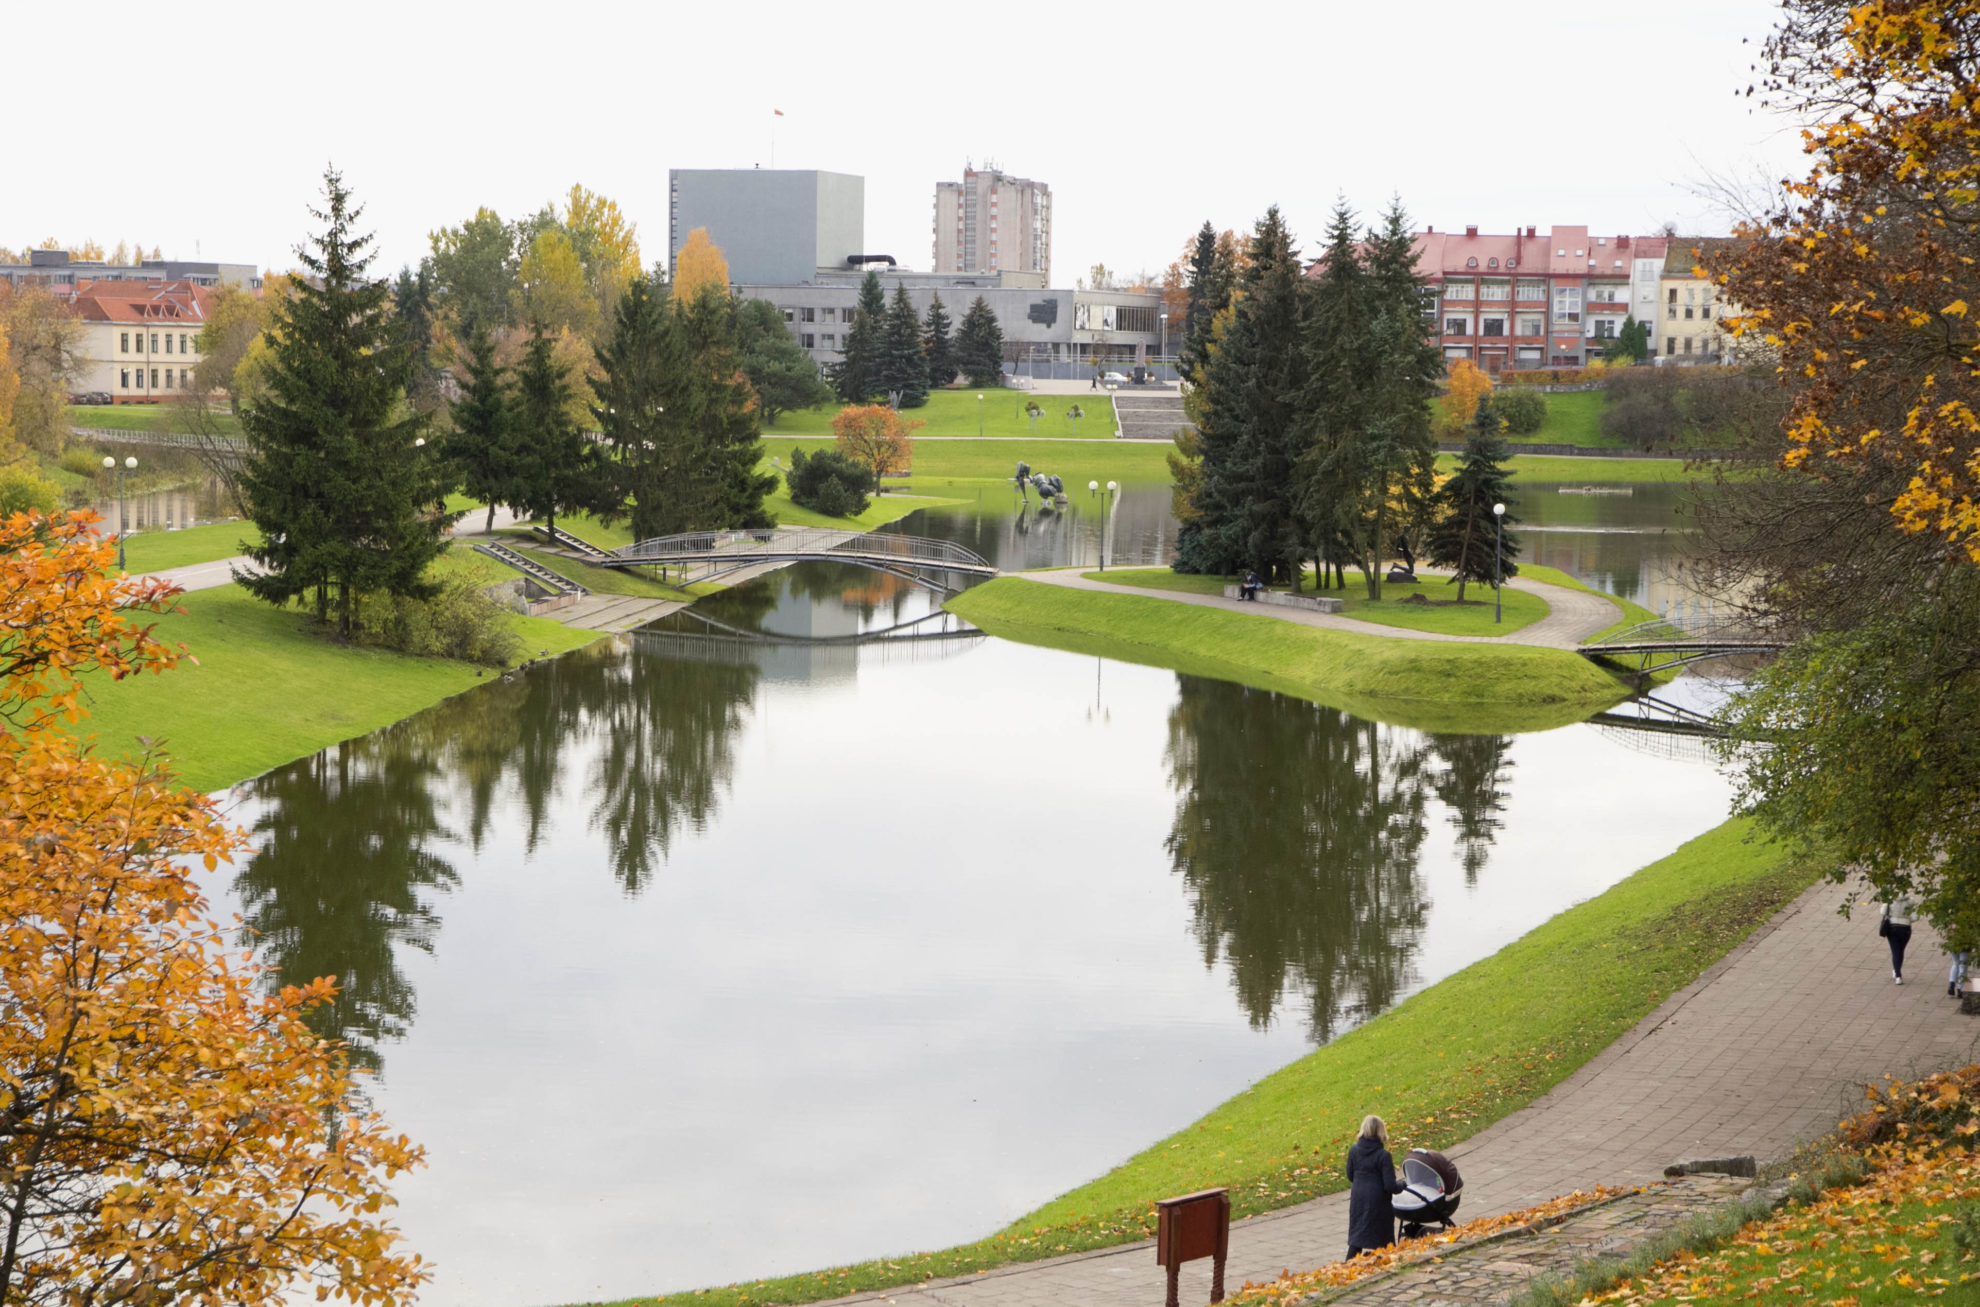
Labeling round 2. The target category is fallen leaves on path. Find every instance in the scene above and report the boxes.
[1226,1186,1636,1305]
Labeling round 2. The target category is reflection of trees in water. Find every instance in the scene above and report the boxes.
[1426,734,1514,886]
[1165,677,1439,1043]
[235,725,460,1074]
[234,639,757,1071]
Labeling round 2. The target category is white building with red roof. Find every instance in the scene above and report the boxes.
[71,281,216,402]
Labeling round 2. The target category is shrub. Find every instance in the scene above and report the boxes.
[58,448,106,479]
[353,572,520,667]
[0,464,62,518]
[1496,387,1548,435]
[786,446,875,518]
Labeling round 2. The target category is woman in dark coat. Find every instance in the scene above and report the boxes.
[1345,1114,1405,1258]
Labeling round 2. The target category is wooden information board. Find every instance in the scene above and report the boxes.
[1155,1187,1230,1306]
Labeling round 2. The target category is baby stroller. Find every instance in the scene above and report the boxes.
[1392,1149,1463,1238]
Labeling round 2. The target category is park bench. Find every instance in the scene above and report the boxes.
[1221,585,1344,614]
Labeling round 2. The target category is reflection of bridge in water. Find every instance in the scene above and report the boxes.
[607,527,997,593]
[631,608,986,681]
[1587,692,1729,763]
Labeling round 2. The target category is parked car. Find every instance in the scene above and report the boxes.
[1102,371,1130,385]
[69,391,112,406]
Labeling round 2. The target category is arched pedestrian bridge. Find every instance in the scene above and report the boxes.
[1577,614,1785,677]
[602,526,997,592]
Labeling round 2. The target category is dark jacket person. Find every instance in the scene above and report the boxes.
[1345,1114,1405,1258]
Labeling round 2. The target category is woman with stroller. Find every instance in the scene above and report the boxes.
[1345,1114,1405,1259]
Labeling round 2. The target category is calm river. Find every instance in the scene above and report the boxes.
[201,474,1730,1305]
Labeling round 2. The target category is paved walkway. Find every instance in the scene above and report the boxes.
[1015,569,1622,652]
[823,878,1979,1306]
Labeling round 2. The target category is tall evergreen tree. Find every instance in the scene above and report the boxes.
[1293,201,1372,590]
[594,275,692,541]
[954,295,1005,387]
[391,262,444,412]
[1179,221,1232,383]
[877,283,929,407]
[922,292,957,387]
[677,283,777,530]
[1174,207,1308,580]
[734,297,831,425]
[831,271,887,402]
[1607,314,1649,364]
[511,321,613,540]
[238,167,455,635]
[1426,397,1521,599]
[445,324,517,533]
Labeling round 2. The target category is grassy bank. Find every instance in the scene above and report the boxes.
[74,578,597,793]
[945,577,1629,733]
[764,436,1175,491]
[1468,454,1708,483]
[767,389,1118,439]
[119,520,261,572]
[614,819,1816,1307]
[66,403,245,435]
[1080,567,1554,637]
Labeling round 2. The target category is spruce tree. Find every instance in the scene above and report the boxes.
[1293,201,1371,590]
[1179,221,1223,383]
[1174,207,1307,580]
[955,296,1005,387]
[594,275,692,541]
[677,283,777,530]
[832,271,888,402]
[734,297,830,425]
[878,284,929,407]
[1426,398,1521,599]
[922,292,957,387]
[238,167,454,635]
[446,324,516,533]
[510,321,613,540]
[1608,314,1649,364]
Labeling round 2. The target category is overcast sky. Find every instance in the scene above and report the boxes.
[7,0,1806,285]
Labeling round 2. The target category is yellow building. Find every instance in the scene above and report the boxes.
[72,281,214,402]
[1658,239,1740,364]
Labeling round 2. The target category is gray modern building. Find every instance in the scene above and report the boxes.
[1,248,260,294]
[668,169,865,286]
[735,270,1166,376]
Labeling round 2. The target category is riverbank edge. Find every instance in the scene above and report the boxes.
[600,819,1816,1307]
[943,577,1635,735]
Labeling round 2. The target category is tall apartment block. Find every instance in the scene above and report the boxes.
[933,166,1050,281]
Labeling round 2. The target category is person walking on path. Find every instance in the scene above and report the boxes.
[1345,1115,1405,1259]
[1950,950,1968,998]
[1883,897,1916,984]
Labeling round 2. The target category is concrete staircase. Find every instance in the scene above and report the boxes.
[1113,392,1194,442]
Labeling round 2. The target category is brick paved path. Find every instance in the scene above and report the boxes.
[825,878,1979,1306]
[1014,569,1622,652]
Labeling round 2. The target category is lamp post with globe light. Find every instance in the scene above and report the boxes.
[1089,479,1119,570]
[1492,501,1506,624]
[102,455,136,571]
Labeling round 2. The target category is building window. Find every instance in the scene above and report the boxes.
[1515,278,1545,301]
[1553,286,1582,324]
[821,334,836,348]
[120,331,129,352]
[120,368,129,388]
[164,334,173,354]
[801,333,815,349]
[1702,306,1712,320]
[842,308,855,323]
[165,368,174,387]
[1592,320,1616,339]
[1444,279,1473,300]
[1466,257,1477,268]
[180,332,189,353]
[1482,317,1505,337]
[1667,337,1676,356]
[1668,288,1678,303]
[1487,257,1499,268]
[782,308,795,322]
[1480,279,1510,301]
[150,333,158,352]
[1518,316,1543,337]
[1684,306,1694,319]
[1668,305,1678,320]
[150,369,158,388]
[1683,337,1693,354]
[1444,317,1469,337]
[799,307,815,323]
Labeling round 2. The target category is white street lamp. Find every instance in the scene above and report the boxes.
[1492,502,1506,624]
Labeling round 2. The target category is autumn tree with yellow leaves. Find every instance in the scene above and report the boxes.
[0,510,428,1305]
[672,227,731,302]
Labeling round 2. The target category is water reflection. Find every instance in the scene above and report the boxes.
[237,726,459,1073]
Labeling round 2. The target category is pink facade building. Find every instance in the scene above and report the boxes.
[1393,226,1668,374]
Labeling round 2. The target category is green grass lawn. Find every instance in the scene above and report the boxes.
[66,403,243,435]
[119,520,261,572]
[610,819,1817,1307]
[946,577,1630,733]
[1080,567,1556,637]
[767,389,1118,439]
[1523,389,1612,447]
[1475,453,1709,484]
[70,580,597,793]
[762,436,1175,492]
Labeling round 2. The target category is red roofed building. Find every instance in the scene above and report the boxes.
[71,280,216,402]
[1323,225,1669,375]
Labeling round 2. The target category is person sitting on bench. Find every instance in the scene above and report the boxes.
[1240,570,1263,601]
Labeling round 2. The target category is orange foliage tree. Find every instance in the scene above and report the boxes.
[1715,0,1980,561]
[1434,358,1494,438]
[672,227,730,303]
[0,511,427,1305]
[832,403,921,485]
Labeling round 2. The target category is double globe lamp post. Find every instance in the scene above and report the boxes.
[102,455,137,571]
[1088,479,1119,570]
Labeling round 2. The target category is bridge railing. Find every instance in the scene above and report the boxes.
[1581,612,1775,648]
[610,527,994,574]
